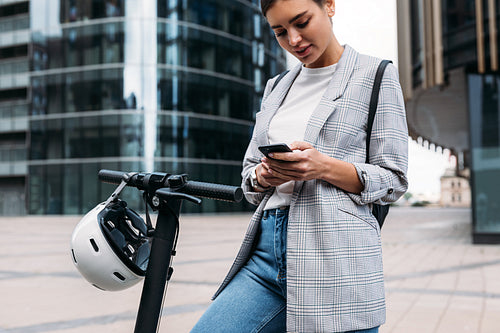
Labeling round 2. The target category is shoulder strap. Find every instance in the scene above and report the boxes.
[271,70,290,92]
[365,60,392,163]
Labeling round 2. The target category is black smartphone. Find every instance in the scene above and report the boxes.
[258,143,292,159]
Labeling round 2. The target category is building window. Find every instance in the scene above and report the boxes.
[468,73,500,235]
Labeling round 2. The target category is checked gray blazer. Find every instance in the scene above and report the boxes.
[213,45,408,333]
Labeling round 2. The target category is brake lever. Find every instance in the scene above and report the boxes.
[154,188,202,205]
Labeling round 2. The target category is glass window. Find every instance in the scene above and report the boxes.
[30,114,144,160]
[156,114,250,161]
[468,73,500,238]
[47,164,63,214]
[157,70,254,120]
[442,0,477,71]
[60,0,124,23]
[29,165,45,214]
[32,21,125,70]
[443,0,475,33]
[158,0,254,39]
[31,69,125,115]
[63,164,81,214]
[81,162,99,212]
[157,24,253,80]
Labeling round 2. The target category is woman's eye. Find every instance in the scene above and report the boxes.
[296,20,310,29]
[275,30,286,37]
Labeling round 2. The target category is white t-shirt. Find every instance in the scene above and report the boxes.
[264,63,337,210]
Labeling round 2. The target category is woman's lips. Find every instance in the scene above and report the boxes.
[295,45,312,57]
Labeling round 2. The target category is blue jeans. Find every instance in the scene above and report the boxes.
[191,208,379,333]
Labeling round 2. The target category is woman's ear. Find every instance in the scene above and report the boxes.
[325,0,335,17]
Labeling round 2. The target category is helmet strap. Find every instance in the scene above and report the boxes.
[143,192,155,236]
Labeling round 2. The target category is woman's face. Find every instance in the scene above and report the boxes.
[266,0,340,68]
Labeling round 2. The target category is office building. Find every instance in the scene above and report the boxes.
[397,0,500,243]
[0,0,286,215]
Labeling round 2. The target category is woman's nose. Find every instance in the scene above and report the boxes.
[288,30,302,46]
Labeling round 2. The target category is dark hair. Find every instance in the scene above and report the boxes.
[260,0,325,16]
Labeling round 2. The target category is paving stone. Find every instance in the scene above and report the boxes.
[1,207,499,333]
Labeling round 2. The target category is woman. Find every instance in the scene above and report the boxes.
[192,0,408,332]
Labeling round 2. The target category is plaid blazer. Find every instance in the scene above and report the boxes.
[213,45,408,332]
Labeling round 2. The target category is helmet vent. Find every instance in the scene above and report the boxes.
[113,272,126,281]
[89,238,99,252]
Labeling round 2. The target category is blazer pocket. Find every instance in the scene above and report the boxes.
[337,205,380,235]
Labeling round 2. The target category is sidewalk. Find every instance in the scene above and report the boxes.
[0,207,499,332]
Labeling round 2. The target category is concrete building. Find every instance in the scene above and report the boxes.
[0,0,286,215]
[440,167,471,207]
[397,0,500,243]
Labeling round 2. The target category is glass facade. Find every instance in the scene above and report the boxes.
[24,0,286,214]
[0,1,30,215]
[442,0,477,71]
[468,74,500,242]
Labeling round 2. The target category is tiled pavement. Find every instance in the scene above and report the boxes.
[0,207,499,333]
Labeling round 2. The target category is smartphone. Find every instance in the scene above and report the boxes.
[258,143,292,159]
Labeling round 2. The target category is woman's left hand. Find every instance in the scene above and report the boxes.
[260,141,327,182]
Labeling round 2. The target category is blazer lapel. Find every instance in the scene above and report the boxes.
[304,45,359,145]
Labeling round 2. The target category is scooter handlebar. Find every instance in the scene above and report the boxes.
[181,180,243,203]
[98,169,243,203]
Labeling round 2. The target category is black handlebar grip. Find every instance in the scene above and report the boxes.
[98,169,243,202]
[98,169,128,185]
[182,181,243,202]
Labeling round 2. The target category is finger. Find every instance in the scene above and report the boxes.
[289,141,313,151]
[268,167,303,181]
[270,168,304,180]
[268,151,300,162]
[260,171,287,185]
[260,159,270,170]
[260,165,273,177]
[267,158,303,173]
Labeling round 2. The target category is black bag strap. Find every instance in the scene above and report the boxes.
[365,60,392,163]
[271,70,290,92]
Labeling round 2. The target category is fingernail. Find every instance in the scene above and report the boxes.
[268,153,274,158]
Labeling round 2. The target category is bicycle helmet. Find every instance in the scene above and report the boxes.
[70,199,151,291]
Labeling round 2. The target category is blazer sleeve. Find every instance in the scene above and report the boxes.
[348,63,409,205]
[240,76,279,206]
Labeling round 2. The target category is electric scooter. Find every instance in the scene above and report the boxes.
[97,169,243,333]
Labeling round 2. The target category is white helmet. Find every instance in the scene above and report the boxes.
[70,199,151,291]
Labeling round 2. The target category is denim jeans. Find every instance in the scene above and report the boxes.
[191,208,380,333]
